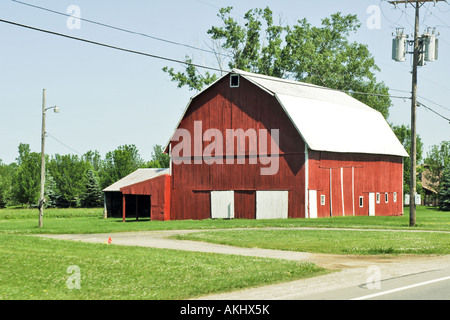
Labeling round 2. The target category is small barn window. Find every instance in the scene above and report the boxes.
[393,192,397,203]
[230,74,240,88]
[359,196,364,207]
[320,195,326,206]
[376,193,380,204]
[385,192,389,203]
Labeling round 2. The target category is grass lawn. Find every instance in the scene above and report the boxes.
[0,233,324,300]
[171,207,450,255]
[173,228,450,255]
[0,207,329,300]
[0,205,448,300]
[0,206,448,234]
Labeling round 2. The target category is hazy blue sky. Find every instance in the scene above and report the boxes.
[1,0,449,164]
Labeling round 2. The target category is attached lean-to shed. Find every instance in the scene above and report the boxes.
[102,168,169,220]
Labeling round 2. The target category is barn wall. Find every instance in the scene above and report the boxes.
[170,75,306,220]
[308,150,404,217]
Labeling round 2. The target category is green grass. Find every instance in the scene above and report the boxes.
[0,233,325,300]
[0,206,449,234]
[173,228,450,255]
[0,205,448,299]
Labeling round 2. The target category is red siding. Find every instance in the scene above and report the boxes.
[234,190,256,219]
[308,151,403,217]
[121,175,171,221]
[170,75,306,220]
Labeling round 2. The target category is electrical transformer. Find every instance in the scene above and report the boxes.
[392,30,407,62]
[423,29,439,62]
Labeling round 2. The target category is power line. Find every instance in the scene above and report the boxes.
[11,0,225,57]
[46,132,83,156]
[0,18,224,73]
[2,17,449,120]
[0,17,414,101]
[418,101,450,122]
[418,95,450,112]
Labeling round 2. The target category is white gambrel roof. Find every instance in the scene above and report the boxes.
[233,69,408,157]
[165,69,408,158]
[103,168,169,192]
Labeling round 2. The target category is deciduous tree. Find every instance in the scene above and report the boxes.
[164,6,391,118]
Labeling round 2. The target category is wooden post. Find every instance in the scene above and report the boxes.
[136,195,139,221]
[122,194,126,222]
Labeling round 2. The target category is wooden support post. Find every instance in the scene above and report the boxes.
[136,195,139,221]
[122,194,126,222]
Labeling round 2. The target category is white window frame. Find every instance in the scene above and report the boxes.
[230,74,240,88]
[359,196,364,208]
[385,192,389,203]
[393,192,397,203]
[320,195,326,206]
[376,192,380,204]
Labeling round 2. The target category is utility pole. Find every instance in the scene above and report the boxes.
[389,0,444,227]
[39,89,46,228]
[38,89,59,228]
[410,2,419,228]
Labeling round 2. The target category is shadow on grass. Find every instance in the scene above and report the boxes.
[117,218,151,223]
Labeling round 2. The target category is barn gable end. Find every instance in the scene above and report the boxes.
[169,73,307,220]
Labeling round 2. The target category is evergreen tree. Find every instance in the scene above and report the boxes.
[44,173,59,208]
[438,166,450,211]
[79,169,103,208]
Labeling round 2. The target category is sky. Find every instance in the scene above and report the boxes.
[0,0,449,165]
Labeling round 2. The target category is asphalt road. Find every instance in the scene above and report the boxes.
[38,229,450,300]
[309,266,450,300]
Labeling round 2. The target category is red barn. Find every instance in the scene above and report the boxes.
[105,69,408,221]
[163,69,408,220]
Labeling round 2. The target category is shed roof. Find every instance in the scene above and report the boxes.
[166,69,408,158]
[102,168,169,192]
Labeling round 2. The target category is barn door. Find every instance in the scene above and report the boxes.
[256,191,288,219]
[211,191,234,219]
[369,193,375,216]
[308,190,318,218]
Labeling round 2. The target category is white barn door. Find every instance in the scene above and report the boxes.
[369,192,375,216]
[211,191,234,219]
[256,191,289,219]
[309,190,318,219]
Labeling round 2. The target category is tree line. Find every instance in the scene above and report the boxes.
[391,126,449,211]
[0,143,169,209]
